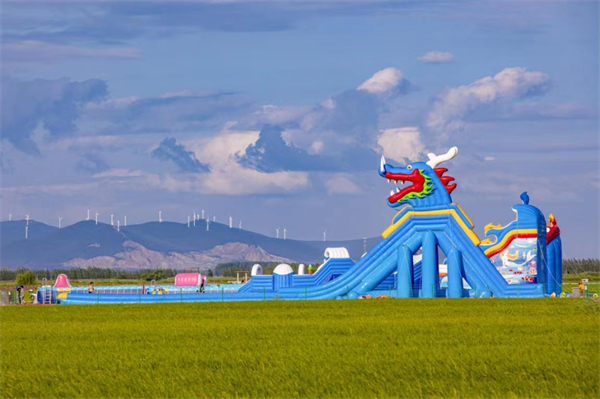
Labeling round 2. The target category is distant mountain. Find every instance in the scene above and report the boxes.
[1,221,126,268]
[0,219,380,270]
[0,220,59,246]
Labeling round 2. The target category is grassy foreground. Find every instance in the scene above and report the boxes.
[1,299,599,399]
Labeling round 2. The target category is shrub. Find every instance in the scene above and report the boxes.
[140,269,168,281]
[16,270,37,286]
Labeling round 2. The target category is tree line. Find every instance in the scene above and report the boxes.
[563,259,600,274]
[1,258,597,283]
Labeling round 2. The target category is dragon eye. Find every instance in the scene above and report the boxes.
[407,165,413,170]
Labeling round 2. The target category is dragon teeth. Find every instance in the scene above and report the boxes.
[396,187,400,193]
[394,180,398,186]
[390,190,394,196]
[387,179,391,183]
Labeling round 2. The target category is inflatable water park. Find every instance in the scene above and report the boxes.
[38,147,562,305]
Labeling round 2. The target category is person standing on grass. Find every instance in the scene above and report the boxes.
[88,282,95,294]
[15,285,24,304]
[579,280,585,294]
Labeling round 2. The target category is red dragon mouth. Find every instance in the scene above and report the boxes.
[384,169,424,203]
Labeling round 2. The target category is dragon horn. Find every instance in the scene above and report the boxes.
[380,155,386,174]
[426,147,458,169]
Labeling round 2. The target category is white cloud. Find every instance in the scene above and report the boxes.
[377,127,426,162]
[253,104,310,125]
[321,98,336,110]
[93,169,143,178]
[308,140,324,155]
[51,135,149,151]
[183,131,311,195]
[417,51,455,64]
[84,96,140,111]
[203,168,310,195]
[160,90,206,98]
[357,68,405,95]
[426,67,551,138]
[187,130,259,165]
[483,156,495,161]
[324,174,362,195]
[2,40,141,71]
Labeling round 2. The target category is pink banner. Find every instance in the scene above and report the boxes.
[174,273,201,286]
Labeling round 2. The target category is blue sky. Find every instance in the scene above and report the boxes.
[1,1,598,258]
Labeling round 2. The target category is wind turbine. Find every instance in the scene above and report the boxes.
[206,218,210,231]
[124,216,127,226]
[323,230,326,242]
[212,216,216,222]
[159,211,162,223]
[8,213,11,221]
[238,220,242,229]
[110,214,114,226]
[58,217,63,228]
[193,212,196,226]
[187,216,190,228]
[87,209,90,221]
[117,220,120,232]
[202,209,205,219]
[95,213,99,225]
[283,227,287,240]
[25,214,29,225]
[25,225,28,240]
[276,228,279,239]
[229,216,233,228]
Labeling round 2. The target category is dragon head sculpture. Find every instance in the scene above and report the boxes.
[379,147,458,209]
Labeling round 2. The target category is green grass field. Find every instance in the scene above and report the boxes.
[1,299,599,399]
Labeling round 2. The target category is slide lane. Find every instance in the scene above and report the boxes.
[237,258,355,294]
[294,258,356,287]
[275,219,420,299]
